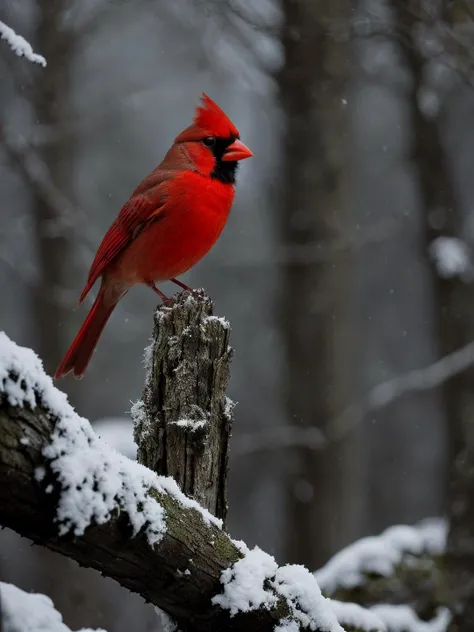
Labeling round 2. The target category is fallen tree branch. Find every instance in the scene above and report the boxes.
[0,325,346,632]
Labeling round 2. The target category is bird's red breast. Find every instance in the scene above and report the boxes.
[109,170,235,286]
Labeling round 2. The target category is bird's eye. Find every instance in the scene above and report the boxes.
[203,136,216,147]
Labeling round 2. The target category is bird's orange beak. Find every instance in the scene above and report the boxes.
[222,139,253,161]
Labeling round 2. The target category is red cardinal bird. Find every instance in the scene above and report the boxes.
[54,94,252,379]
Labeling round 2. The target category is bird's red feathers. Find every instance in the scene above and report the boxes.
[175,93,240,143]
[55,287,118,379]
[56,93,250,379]
[194,93,240,138]
[80,189,168,303]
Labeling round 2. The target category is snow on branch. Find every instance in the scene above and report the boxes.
[315,520,446,596]
[0,582,105,632]
[0,330,377,632]
[330,344,474,442]
[368,606,449,632]
[315,521,447,626]
[331,600,449,632]
[0,331,219,542]
[330,601,385,632]
[0,20,46,66]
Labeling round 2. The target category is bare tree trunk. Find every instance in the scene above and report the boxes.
[391,0,467,444]
[391,2,474,628]
[31,0,76,375]
[278,0,355,568]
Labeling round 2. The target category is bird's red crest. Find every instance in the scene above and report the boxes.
[194,93,240,139]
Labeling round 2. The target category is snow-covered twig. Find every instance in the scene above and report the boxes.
[232,342,474,457]
[329,342,474,442]
[0,21,46,66]
[0,582,105,632]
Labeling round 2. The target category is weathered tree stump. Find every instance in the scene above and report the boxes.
[133,290,233,526]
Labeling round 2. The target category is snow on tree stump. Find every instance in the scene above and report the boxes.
[133,289,233,526]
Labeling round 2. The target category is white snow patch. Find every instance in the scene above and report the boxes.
[330,601,449,632]
[231,538,250,555]
[204,315,230,329]
[171,419,207,431]
[272,565,343,632]
[0,21,47,66]
[315,519,446,595]
[42,410,167,543]
[130,398,148,429]
[143,340,154,374]
[154,607,178,632]
[430,236,471,279]
[0,582,105,632]
[224,396,235,420]
[370,605,450,632]
[212,547,342,631]
[330,600,385,631]
[212,547,278,614]
[274,620,300,632]
[35,466,46,482]
[0,333,222,542]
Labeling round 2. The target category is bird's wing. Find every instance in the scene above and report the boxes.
[79,185,167,304]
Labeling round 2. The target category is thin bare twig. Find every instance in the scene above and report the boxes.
[235,342,474,456]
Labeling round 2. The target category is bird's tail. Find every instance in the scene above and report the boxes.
[54,287,116,380]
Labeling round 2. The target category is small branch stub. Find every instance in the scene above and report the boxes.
[133,290,233,525]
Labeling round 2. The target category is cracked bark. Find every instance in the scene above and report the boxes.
[133,291,233,525]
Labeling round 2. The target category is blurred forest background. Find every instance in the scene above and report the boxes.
[2,0,474,630]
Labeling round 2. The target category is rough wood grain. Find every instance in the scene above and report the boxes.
[133,290,233,525]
